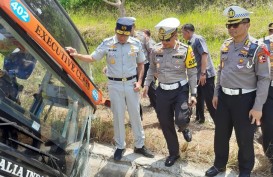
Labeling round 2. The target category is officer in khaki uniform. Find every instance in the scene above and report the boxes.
[66,17,154,161]
[143,17,197,167]
[259,34,273,175]
[205,6,271,177]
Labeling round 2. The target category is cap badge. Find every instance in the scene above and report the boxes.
[159,27,166,35]
[228,8,235,18]
[121,26,127,31]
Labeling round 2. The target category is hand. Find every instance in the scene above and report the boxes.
[189,96,197,107]
[249,109,262,126]
[212,96,218,109]
[198,75,206,86]
[133,81,141,92]
[65,46,78,57]
[142,86,149,98]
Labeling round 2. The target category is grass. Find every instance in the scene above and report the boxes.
[70,3,273,85]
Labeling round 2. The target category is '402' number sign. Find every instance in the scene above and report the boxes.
[10,0,30,22]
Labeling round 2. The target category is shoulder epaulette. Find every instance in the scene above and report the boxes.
[153,42,163,53]
[178,42,188,48]
[130,37,141,43]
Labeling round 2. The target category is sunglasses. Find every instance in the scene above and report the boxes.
[226,22,247,29]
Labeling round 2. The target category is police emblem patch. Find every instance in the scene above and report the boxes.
[228,8,235,18]
[258,54,266,63]
[121,26,127,31]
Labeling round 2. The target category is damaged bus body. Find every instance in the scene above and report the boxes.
[0,0,102,176]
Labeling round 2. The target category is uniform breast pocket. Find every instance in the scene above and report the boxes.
[128,50,139,60]
[171,56,185,69]
[233,57,254,73]
[107,52,117,65]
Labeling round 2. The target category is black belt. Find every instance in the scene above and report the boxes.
[108,75,136,81]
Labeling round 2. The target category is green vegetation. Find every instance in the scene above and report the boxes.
[60,1,273,83]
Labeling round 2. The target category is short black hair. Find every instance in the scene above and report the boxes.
[142,29,151,37]
[181,24,195,32]
[269,23,273,28]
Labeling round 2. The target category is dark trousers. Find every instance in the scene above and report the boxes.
[261,86,273,164]
[196,76,216,122]
[214,89,256,173]
[156,84,190,156]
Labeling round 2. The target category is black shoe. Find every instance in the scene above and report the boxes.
[134,146,154,158]
[182,129,192,142]
[165,155,180,167]
[205,166,226,177]
[238,172,250,177]
[114,148,125,161]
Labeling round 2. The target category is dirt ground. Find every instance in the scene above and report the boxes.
[92,95,272,176]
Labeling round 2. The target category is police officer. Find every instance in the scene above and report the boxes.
[181,23,216,123]
[269,23,273,36]
[143,17,197,167]
[259,33,273,175]
[66,17,154,161]
[129,17,157,109]
[205,6,271,177]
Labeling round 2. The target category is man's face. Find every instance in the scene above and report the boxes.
[161,33,177,48]
[181,29,191,40]
[226,21,249,39]
[116,33,129,44]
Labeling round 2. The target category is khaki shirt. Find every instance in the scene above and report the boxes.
[214,35,271,111]
[145,41,197,94]
[134,31,155,63]
[91,35,145,78]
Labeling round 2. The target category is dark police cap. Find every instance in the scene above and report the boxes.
[116,17,134,35]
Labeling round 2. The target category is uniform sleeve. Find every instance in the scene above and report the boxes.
[144,38,156,62]
[213,64,222,97]
[214,45,224,97]
[252,46,271,111]
[136,41,146,63]
[185,46,197,94]
[144,49,156,86]
[196,37,209,55]
[91,41,107,61]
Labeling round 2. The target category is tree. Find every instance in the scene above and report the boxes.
[102,0,126,17]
